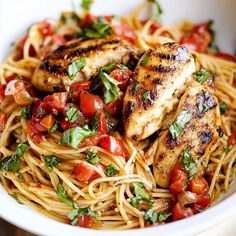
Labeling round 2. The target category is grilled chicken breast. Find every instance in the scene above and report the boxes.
[153,80,221,188]
[32,36,142,92]
[123,42,195,141]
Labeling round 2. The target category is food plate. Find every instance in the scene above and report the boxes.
[0,0,235,235]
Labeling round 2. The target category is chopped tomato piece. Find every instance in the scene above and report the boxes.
[188,176,209,195]
[97,112,109,134]
[214,52,236,62]
[227,131,236,146]
[73,162,100,183]
[180,22,211,53]
[69,81,91,101]
[104,93,124,115]
[40,114,55,131]
[83,13,98,26]
[77,215,92,228]
[26,119,46,142]
[169,165,188,194]
[0,113,7,132]
[193,194,211,212]
[38,21,54,36]
[110,69,132,91]
[150,22,161,33]
[99,135,125,156]
[80,93,104,117]
[112,21,136,43]
[51,34,65,46]
[0,84,5,100]
[42,92,67,112]
[172,202,193,221]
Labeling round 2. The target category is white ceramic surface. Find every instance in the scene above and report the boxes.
[0,0,235,235]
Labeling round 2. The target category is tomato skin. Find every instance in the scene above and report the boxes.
[97,112,109,134]
[193,194,211,213]
[42,92,67,112]
[77,215,92,228]
[180,22,211,53]
[99,135,125,156]
[83,13,98,26]
[0,113,7,132]
[104,93,124,116]
[80,93,104,117]
[69,81,91,101]
[227,131,236,146]
[110,69,132,91]
[169,165,188,194]
[73,162,100,183]
[112,22,136,43]
[214,52,236,62]
[39,21,54,36]
[27,119,45,143]
[39,114,55,130]
[188,176,209,195]
[0,85,5,100]
[172,202,193,221]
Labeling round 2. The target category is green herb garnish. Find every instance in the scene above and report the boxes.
[144,209,171,224]
[91,112,99,131]
[143,91,151,100]
[224,146,229,153]
[86,149,101,165]
[45,156,61,172]
[148,0,163,23]
[81,0,93,11]
[194,70,211,84]
[220,102,227,115]
[21,106,31,119]
[106,164,119,176]
[48,122,59,134]
[182,150,198,179]
[68,56,87,80]
[198,90,216,113]
[140,55,149,66]
[66,107,80,123]
[131,182,150,207]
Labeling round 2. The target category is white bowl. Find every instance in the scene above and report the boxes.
[0,0,235,235]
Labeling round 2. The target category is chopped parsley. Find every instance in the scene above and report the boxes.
[144,209,171,224]
[66,107,80,123]
[106,164,119,176]
[21,106,31,119]
[140,55,149,66]
[56,183,76,208]
[60,125,96,149]
[68,56,87,80]
[142,91,151,99]
[0,142,28,172]
[169,110,192,139]
[131,182,150,207]
[224,146,229,153]
[194,70,211,84]
[148,0,163,23]
[86,149,101,165]
[81,0,93,11]
[45,156,61,172]
[182,150,198,179]
[220,102,227,115]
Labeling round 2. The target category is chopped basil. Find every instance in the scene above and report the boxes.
[220,102,227,115]
[68,56,87,80]
[21,106,31,119]
[148,0,163,23]
[10,194,22,204]
[48,122,59,134]
[198,90,216,113]
[66,107,80,123]
[91,112,99,131]
[81,0,93,11]
[106,164,119,176]
[0,142,28,172]
[56,183,75,208]
[116,64,128,70]
[38,108,47,118]
[60,125,96,149]
[133,82,139,94]
[194,70,211,84]
[142,91,151,100]
[86,149,101,165]
[144,209,171,224]
[68,207,98,226]
[100,66,121,104]
[224,146,229,153]
[192,53,197,60]
[45,156,61,172]
[182,150,198,179]
[131,182,150,207]
[169,110,192,139]
[140,55,149,66]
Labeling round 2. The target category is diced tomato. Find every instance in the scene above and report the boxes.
[214,52,236,62]
[193,194,211,213]
[0,113,7,132]
[42,92,67,112]
[51,34,65,46]
[68,81,91,101]
[172,202,193,221]
[112,22,136,43]
[0,84,5,100]
[77,215,92,228]
[97,112,109,134]
[80,93,104,117]
[227,131,236,146]
[5,74,18,83]
[188,176,209,195]
[99,135,125,156]
[104,92,124,115]
[38,21,54,36]
[180,22,211,53]
[169,165,188,194]
[26,119,46,142]
[40,114,55,131]
[83,13,98,26]
[110,69,132,91]
[73,162,100,183]
[5,80,33,106]
[150,22,161,33]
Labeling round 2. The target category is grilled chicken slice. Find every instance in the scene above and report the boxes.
[153,80,221,188]
[123,42,195,141]
[32,36,142,92]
